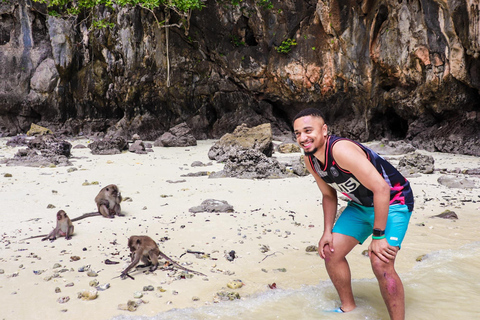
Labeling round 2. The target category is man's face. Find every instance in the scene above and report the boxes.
[293,115,327,156]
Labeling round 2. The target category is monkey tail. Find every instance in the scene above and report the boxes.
[70,212,100,222]
[159,252,206,277]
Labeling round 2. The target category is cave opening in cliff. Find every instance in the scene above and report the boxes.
[370,108,409,140]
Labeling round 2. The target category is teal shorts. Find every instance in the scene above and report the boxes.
[332,201,412,248]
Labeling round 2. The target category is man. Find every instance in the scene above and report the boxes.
[293,108,414,319]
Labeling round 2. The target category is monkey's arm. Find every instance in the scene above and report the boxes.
[70,212,100,222]
[121,252,143,278]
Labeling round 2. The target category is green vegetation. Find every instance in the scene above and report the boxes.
[275,38,297,54]
[33,0,205,33]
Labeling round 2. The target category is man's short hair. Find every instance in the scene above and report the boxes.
[293,108,326,123]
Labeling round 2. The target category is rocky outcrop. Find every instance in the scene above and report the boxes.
[208,123,273,161]
[1,0,479,155]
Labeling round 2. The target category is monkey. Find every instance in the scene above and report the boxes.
[22,210,74,241]
[120,235,206,279]
[95,184,122,218]
[69,184,123,222]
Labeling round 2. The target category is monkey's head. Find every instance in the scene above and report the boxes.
[127,236,142,252]
[104,184,121,200]
[57,210,67,220]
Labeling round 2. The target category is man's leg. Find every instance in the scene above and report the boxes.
[370,249,404,320]
[323,233,359,312]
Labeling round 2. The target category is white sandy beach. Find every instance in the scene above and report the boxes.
[0,138,479,320]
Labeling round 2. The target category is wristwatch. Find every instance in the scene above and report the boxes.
[372,228,385,237]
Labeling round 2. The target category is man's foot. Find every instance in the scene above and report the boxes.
[325,307,345,313]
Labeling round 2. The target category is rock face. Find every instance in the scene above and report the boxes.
[0,0,479,155]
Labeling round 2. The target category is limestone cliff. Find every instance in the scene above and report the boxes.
[0,0,479,155]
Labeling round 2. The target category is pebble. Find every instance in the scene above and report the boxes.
[53,263,62,269]
[0,269,4,274]
[133,291,143,299]
[55,287,61,293]
[192,296,200,301]
[97,283,110,291]
[78,288,98,300]
[227,280,244,289]
[305,245,318,252]
[65,283,74,287]
[143,285,154,291]
[70,256,81,261]
[118,300,138,312]
[87,271,98,277]
[89,279,99,287]
[57,296,70,304]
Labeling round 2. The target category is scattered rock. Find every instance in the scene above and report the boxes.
[416,254,427,262]
[57,296,70,304]
[216,291,241,301]
[208,123,273,161]
[154,122,197,147]
[133,291,143,299]
[209,149,287,179]
[77,288,98,300]
[189,199,234,213]
[277,143,301,153]
[305,245,318,253]
[227,280,244,289]
[437,175,477,189]
[431,210,458,220]
[128,140,147,154]
[398,152,435,175]
[1,135,72,167]
[27,123,53,136]
[4,173,12,177]
[97,283,110,291]
[88,136,128,155]
[118,300,139,312]
[368,139,416,155]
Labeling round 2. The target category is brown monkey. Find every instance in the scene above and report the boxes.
[94,184,122,218]
[21,210,74,241]
[120,235,206,279]
[41,210,74,241]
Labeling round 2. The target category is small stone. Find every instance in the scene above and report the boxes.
[275,268,287,273]
[78,288,98,300]
[70,256,81,261]
[0,269,4,274]
[133,291,143,299]
[97,283,110,291]
[192,296,200,301]
[89,279,99,287]
[143,285,154,291]
[416,254,427,262]
[361,250,369,257]
[55,287,61,293]
[57,296,70,304]
[65,283,74,287]
[227,280,244,289]
[4,173,12,177]
[47,204,56,209]
[157,287,167,292]
[305,245,318,252]
[87,271,98,277]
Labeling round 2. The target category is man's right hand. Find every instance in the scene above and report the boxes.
[318,232,335,259]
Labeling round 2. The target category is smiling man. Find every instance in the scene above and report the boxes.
[293,108,414,320]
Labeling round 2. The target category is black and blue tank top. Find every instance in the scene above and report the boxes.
[307,135,414,212]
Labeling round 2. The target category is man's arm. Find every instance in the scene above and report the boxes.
[304,156,338,258]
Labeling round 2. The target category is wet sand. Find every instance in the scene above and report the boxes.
[0,138,479,320]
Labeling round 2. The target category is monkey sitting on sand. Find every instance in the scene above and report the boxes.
[42,210,74,241]
[95,184,122,218]
[120,235,206,279]
[69,184,123,222]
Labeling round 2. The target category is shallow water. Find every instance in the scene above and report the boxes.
[112,242,480,320]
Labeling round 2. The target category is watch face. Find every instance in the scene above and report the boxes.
[373,229,385,236]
